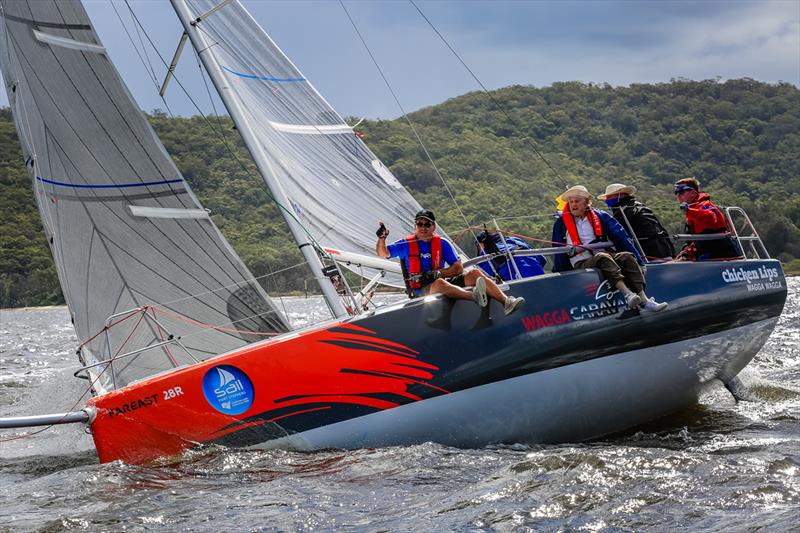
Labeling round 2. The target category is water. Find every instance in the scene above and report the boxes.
[1,285,798,531]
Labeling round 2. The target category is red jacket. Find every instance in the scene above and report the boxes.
[684,193,729,234]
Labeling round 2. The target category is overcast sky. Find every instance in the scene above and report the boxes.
[2,0,799,119]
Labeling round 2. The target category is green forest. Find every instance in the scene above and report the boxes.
[1,78,799,308]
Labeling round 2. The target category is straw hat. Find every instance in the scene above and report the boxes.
[597,183,636,200]
[561,185,592,200]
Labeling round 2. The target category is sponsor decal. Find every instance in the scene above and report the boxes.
[108,393,158,418]
[570,280,626,320]
[521,309,571,331]
[721,266,782,292]
[202,365,255,415]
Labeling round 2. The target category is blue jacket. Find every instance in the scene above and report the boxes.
[551,209,644,272]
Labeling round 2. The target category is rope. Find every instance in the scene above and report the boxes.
[150,306,281,337]
[119,2,324,250]
[76,306,144,352]
[409,0,568,192]
[338,1,478,244]
[112,1,175,116]
[0,312,147,443]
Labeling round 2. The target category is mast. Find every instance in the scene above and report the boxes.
[169,0,348,318]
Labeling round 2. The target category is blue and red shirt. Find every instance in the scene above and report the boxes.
[387,235,460,294]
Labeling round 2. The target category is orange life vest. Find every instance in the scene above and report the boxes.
[406,234,442,290]
[562,205,602,247]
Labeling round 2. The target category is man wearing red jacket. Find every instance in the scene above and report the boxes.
[674,177,741,261]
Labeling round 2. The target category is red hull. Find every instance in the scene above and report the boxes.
[88,322,443,463]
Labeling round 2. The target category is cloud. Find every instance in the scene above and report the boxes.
[1,0,797,119]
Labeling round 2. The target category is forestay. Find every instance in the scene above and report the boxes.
[0,0,289,391]
[181,0,454,286]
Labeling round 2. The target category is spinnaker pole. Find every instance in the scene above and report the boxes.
[0,409,93,429]
[168,0,348,318]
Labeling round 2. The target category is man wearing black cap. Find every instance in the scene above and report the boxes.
[376,209,524,315]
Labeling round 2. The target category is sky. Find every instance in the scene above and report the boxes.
[1,0,798,119]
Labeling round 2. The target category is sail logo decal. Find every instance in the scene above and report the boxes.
[202,365,255,415]
[570,280,625,320]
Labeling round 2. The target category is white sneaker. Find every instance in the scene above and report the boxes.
[641,297,668,313]
[503,295,525,315]
[624,293,642,310]
[472,277,488,307]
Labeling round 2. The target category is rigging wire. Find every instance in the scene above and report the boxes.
[338,0,478,245]
[119,0,342,318]
[189,42,292,317]
[111,1,175,116]
[193,46,227,138]
[408,0,569,192]
[119,1,322,252]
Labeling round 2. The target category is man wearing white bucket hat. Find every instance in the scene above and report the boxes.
[552,185,668,313]
[598,183,674,259]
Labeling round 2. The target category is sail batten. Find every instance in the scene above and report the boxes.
[33,29,105,54]
[172,0,452,289]
[0,0,290,390]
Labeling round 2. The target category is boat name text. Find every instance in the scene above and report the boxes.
[521,309,571,331]
[107,393,158,417]
[722,266,780,284]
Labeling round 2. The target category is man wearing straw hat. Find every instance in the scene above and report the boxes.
[552,185,668,313]
[598,183,674,259]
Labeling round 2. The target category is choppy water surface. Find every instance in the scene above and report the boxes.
[1,284,798,531]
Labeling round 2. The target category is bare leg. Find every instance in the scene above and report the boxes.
[426,278,473,301]
[463,269,508,304]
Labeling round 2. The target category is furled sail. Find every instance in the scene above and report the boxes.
[0,0,289,391]
[176,0,446,286]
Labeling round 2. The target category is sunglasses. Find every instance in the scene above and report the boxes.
[674,186,694,195]
[415,221,433,228]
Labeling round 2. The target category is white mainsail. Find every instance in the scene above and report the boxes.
[170,0,441,293]
[0,0,289,390]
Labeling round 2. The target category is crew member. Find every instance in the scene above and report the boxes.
[673,177,741,261]
[552,185,667,313]
[598,182,674,259]
[376,209,524,315]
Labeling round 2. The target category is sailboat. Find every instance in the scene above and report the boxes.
[0,0,787,464]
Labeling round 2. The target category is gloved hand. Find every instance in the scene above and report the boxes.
[679,202,689,212]
[376,222,389,239]
[419,270,441,286]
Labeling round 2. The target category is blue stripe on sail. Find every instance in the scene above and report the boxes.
[36,176,183,189]
[222,65,305,82]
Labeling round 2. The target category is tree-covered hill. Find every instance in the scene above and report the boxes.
[1,79,798,307]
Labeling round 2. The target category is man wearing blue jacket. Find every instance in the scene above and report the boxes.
[552,185,667,313]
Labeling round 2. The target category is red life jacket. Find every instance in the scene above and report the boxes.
[685,193,729,234]
[562,205,602,247]
[406,234,442,290]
